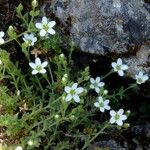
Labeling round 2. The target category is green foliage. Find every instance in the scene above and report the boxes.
[0,0,141,149]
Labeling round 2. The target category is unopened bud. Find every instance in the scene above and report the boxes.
[55,114,60,119]
[123,123,130,128]
[15,146,23,150]
[103,90,108,95]
[32,0,38,8]
[28,140,34,146]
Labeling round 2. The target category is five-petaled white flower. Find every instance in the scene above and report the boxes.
[0,31,5,44]
[22,33,37,46]
[111,58,128,76]
[64,83,84,103]
[135,71,149,84]
[109,109,127,126]
[94,96,111,112]
[35,16,56,37]
[90,77,105,93]
[15,146,23,150]
[29,57,48,75]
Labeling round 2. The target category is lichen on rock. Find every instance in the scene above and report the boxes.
[51,0,150,55]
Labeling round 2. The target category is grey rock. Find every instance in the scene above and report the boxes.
[50,0,150,55]
[123,44,150,79]
[87,140,127,150]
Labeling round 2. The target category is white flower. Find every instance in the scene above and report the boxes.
[64,83,84,103]
[22,33,37,46]
[0,31,5,44]
[0,59,2,65]
[111,58,128,76]
[35,16,56,37]
[94,96,110,112]
[109,109,127,126]
[135,71,149,84]
[90,77,105,93]
[29,57,48,75]
[15,146,23,150]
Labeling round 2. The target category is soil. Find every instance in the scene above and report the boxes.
[0,1,150,149]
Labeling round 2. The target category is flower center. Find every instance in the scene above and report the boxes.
[99,102,104,108]
[116,65,121,70]
[115,113,120,120]
[137,78,143,83]
[43,24,49,31]
[70,89,76,95]
[35,65,42,71]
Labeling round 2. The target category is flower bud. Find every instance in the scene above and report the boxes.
[28,140,34,146]
[123,123,130,128]
[55,114,60,119]
[15,146,23,150]
[126,110,131,117]
[32,0,38,8]
[103,90,108,95]
[17,90,20,96]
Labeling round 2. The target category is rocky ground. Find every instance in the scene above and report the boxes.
[0,0,150,149]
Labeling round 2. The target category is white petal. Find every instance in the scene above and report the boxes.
[66,94,72,101]
[40,29,47,37]
[48,28,56,35]
[110,110,116,116]
[121,65,128,70]
[100,107,105,112]
[72,83,78,89]
[104,100,110,105]
[105,105,111,110]
[41,61,48,68]
[39,69,46,74]
[35,23,43,29]
[143,75,148,81]
[116,120,123,126]
[0,38,4,44]
[94,102,100,107]
[117,58,122,65]
[90,78,95,84]
[64,86,71,93]
[35,57,41,65]
[42,16,48,25]
[33,37,37,43]
[48,21,56,28]
[0,31,4,38]
[120,115,127,120]
[139,71,143,77]
[96,77,100,83]
[110,117,115,124]
[98,96,103,103]
[73,95,80,103]
[118,70,124,76]
[95,87,100,93]
[32,70,38,75]
[111,62,117,68]
[29,62,36,69]
[76,87,84,94]
[98,82,105,87]
[118,109,124,115]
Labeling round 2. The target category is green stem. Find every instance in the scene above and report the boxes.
[81,123,109,150]
[47,58,54,84]
[101,70,114,80]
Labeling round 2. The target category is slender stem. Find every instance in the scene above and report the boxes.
[81,123,109,150]
[35,75,43,92]
[101,70,114,80]
[123,83,137,93]
[47,58,54,84]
